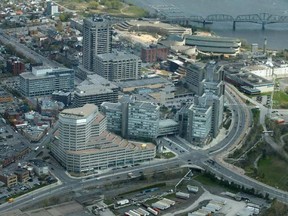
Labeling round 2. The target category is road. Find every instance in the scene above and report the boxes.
[1,87,288,212]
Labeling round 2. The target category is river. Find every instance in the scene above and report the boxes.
[126,0,288,50]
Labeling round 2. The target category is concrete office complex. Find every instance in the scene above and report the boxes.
[73,74,118,108]
[101,96,161,140]
[82,16,112,71]
[128,101,160,139]
[95,52,141,81]
[187,99,212,145]
[19,66,74,97]
[51,104,155,173]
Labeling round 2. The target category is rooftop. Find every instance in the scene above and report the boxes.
[61,104,98,119]
[159,119,178,128]
[96,52,140,61]
[116,77,172,89]
[75,74,118,96]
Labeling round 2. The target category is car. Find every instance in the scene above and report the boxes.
[187,159,191,162]
[116,176,120,179]
[51,167,54,170]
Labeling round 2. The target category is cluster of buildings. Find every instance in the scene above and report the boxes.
[176,61,225,145]
[82,16,141,82]
[0,160,49,188]
[51,104,156,173]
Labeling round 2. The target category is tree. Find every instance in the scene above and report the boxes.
[89,1,99,9]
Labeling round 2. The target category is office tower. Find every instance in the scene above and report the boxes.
[95,52,141,81]
[101,96,160,140]
[82,16,112,71]
[51,104,156,173]
[187,97,212,146]
[19,66,74,97]
[127,101,160,139]
[185,62,206,95]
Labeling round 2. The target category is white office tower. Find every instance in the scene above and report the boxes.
[51,104,156,173]
[187,97,212,146]
[82,16,112,72]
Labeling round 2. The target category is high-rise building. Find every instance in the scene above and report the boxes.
[128,101,160,139]
[101,96,160,140]
[185,62,206,95]
[95,52,141,81]
[47,1,58,16]
[73,74,118,108]
[187,97,212,146]
[82,16,112,71]
[51,104,156,173]
[19,66,74,97]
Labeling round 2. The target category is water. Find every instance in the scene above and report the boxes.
[126,0,288,50]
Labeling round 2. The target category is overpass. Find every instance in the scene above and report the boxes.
[162,13,288,30]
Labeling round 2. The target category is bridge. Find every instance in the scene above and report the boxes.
[162,13,288,30]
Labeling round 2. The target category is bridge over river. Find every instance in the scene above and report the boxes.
[162,13,288,30]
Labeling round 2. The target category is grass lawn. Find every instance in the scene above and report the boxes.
[257,156,288,191]
[160,152,176,159]
[273,91,288,108]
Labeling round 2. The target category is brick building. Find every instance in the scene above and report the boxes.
[141,45,168,63]
[6,57,25,75]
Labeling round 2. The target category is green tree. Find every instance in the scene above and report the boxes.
[89,1,99,9]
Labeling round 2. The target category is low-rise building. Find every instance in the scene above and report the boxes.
[52,91,72,107]
[141,45,169,63]
[14,168,30,183]
[30,160,49,176]
[73,74,118,108]
[158,119,179,137]
[0,173,17,187]
[19,66,75,97]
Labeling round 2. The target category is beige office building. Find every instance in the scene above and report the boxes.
[51,104,155,173]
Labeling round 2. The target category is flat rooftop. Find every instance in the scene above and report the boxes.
[96,52,140,61]
[75,74,118,96]
[116,77,172,89]
[159,119,178,128]
[61,104,98,119]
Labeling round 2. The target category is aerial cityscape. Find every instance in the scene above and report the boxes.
[0,0,288,215]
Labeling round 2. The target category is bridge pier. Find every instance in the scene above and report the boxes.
[202,21,206,27]
[233,21,236,31]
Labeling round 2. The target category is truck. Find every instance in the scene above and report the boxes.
[147,207,159,215]
[136,208,150,216]
[187,185,199,193]
[152,201,170,210]
[176,191,190,199]
[117,199,129,206]
[161,198,175,206]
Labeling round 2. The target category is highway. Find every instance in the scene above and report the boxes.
[0,87,288,212]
